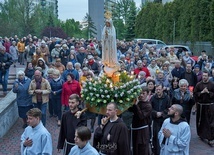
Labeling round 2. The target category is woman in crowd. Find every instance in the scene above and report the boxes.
[35,58,49,78]
[74,62,83,77]
[12,70,33,128]
[193,64,202,83]
[49,69,64,126]
[61,73,81,111]
[9,41,18,67]
[147,79,155,101]
[68,53,77,67]
[171,79,194,124]
[24,62,35,79]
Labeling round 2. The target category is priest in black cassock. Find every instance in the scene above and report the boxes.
[57,94,87,155]
[93,102,130,155]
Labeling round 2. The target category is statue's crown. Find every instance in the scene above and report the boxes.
[104,11,112,19]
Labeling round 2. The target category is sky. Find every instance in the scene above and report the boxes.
[58,0,142,22]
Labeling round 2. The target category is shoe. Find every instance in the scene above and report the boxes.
[14,65,16,68]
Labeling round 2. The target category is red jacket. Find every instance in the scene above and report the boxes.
[61,80,81,106]
[134,67,151,78]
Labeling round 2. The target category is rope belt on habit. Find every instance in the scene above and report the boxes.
[197,102,214,126]
[130,124,149,155]
[131,125,148,130]
[63,139,75,155]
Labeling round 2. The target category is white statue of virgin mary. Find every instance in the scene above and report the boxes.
[101,14,120,77]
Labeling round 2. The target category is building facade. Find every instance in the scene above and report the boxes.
[88,0,105,40]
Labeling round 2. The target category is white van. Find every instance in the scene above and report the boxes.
[134,38,166,49]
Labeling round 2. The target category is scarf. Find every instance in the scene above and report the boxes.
[88,59,94,65]
[35,77,42,102]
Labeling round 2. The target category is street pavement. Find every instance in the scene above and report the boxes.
[0,64,214,154]
[0,109,214,155]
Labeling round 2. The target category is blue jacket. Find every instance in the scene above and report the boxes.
[62,69,79,81]
[49,77,64,99]
[12,77,32,107]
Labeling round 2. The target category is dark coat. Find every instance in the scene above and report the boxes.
[76,52,87,66]
[0,52,13,69]
[181,70,197,87]
[12,77,32,107]
[57,110,87,155]
[93,117,130,155]
[129,101,152,155]
[172,88,194,123]
[171,67,185,79]
[150,93,171,155]
[59,49,70,66]
[49,78,64,99]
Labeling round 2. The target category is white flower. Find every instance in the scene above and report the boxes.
[96,94,99,97]
[105,90,108,93]
[101,95,105,98]
[111,88,114,91]
[115,94,118,97]
[107,95,110,98]
[104,84,108,87]
[100,89,103,92]
[90,93,93,96]
[93,88,97,91]
[89,87,92,90]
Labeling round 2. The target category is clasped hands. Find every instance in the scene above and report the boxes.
[23,137,32,147]
[162,128,171,138]
[201,87,209,94]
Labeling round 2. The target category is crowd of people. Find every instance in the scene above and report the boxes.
[0,34,214,155]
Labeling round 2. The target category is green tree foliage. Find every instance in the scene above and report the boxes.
[83,13,97,39]
[135,0,213,45]
[0,0,84,39]
[211,0,214,45]
[112,0,137,40]
[124,1,136,41]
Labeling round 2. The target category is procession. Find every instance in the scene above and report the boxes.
[0,0,214,155]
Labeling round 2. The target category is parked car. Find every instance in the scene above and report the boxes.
[134,38,166,49]
[162,45,193,56]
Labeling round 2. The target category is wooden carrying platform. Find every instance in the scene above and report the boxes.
[86,101,135,115]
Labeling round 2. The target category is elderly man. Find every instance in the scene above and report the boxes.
[0,45,13,96]
[93,102,130,155]
[62,62,79,81]
[28,70,51,126]
[21,108,52,155]
[158,104,191,155]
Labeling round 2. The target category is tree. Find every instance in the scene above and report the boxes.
[41,27,67,39]
[124,1,137,41]
[83,13,97,39]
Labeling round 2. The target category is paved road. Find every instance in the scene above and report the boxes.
[0,112,213,155]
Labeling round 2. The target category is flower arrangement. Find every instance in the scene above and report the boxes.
[81,71,142,113]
